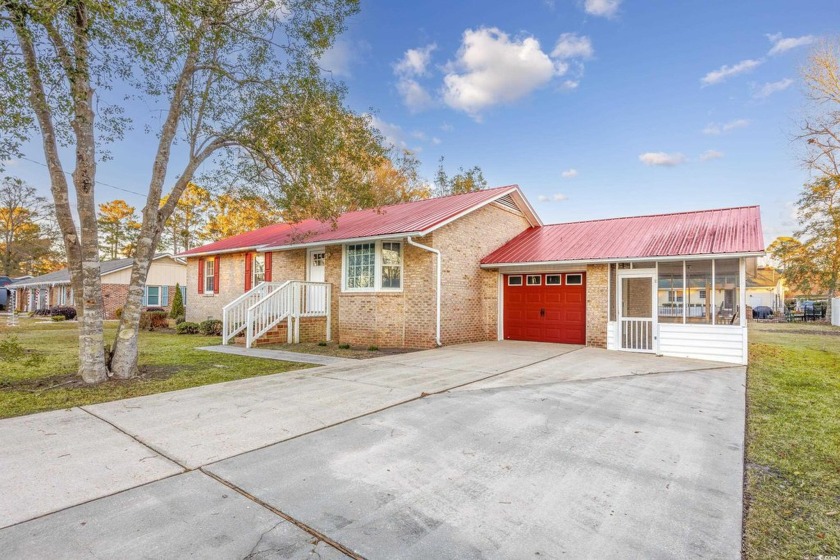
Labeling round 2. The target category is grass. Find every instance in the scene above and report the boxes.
[0,317,311,419]
[744,321,840,559]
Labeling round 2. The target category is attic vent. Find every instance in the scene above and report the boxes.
[492,194,523,214]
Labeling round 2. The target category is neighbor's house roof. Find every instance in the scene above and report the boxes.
[179,185,540,257]
[481,206,764,266]
[10,254,184,288]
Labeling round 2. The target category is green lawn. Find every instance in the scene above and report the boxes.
[0,317,310,419]
[744,322,840,559]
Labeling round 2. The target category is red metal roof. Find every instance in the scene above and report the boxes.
[180,185,522,256]
[481,206,764,265]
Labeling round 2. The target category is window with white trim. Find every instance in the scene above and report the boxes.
[507,275,523,286]
[565,274,583,285]
[343,241,403,291]
[546,275,562,285]
[145,286,160,306]
[252,254,266,286]
[345,243,376,289]
[204,258,215,293]
[381,242,402,289]
[526,275,541,285]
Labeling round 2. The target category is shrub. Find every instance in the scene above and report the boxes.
[317,341,327,346]
[170,284,185,318]
[175,315,186,325]
[50,306,77,320]
[51,315,66,322]
[144,306,166,313]
[177,321,200,334]
[367,345,379,351]
[139,310,169,331]
[199,319,223,336]
[338,343,350,350]
[114,307,123,319]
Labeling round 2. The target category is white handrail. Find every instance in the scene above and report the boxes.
[244,281,331,348]
[222,281,287,344]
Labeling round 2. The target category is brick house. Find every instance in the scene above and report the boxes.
[180,186,764,364]
[10,254,187,319]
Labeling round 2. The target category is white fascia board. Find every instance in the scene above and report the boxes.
[261,232,424,252]
[481,251,766,269]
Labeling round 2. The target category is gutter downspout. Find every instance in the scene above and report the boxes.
[406,236,442,347]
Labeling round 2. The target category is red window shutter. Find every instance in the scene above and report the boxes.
[214,257,221,293]
[244,252,253,291]
[197,258,205,294]
[264,252,272,282]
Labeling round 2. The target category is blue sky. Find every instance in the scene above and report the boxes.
[8,0,839,245]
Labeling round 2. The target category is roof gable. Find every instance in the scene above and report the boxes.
[10,254,183,287]
[482,206,765,265]
[180,185,539,257]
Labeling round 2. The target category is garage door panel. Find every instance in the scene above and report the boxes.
[504,273,586,345]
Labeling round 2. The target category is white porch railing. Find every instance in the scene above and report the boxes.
[620,318,654,351]
[223,281,331,348]
[222,282,287,344]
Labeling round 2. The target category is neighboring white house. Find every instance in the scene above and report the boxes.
[746,267,785,312]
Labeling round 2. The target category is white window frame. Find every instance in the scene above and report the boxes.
[565,273,583,285]
[526,275,542,286]
[252,253,266,286]
[204,258,215,293]
[145,285,161,307]
[341,240,404,293]
[546,274,562,285]
[507,275,523,286]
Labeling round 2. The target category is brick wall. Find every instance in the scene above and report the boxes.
[586,264,608,348]
[435,203,532,345]
[242,316,328,346]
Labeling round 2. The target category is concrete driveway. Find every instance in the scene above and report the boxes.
[0,342,745,559]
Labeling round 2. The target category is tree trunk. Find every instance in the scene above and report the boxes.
[11,10,98,380]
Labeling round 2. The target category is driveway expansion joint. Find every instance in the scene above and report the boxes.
[79,406,190,471]
[201,468,363,560]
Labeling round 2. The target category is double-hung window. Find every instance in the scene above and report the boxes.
[145,286,160,306]
[205,258,215,293]
[344,241,402,291]
[252,254,266,286]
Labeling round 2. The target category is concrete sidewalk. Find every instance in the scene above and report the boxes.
[0,342,744,559]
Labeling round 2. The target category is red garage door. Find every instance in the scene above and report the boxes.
[503,273,586,344]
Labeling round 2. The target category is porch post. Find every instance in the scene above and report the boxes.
[740,257,748,364]
[325,284,332,342]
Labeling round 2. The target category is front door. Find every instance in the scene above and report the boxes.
[306,247,326,313]
[617,272,656,352]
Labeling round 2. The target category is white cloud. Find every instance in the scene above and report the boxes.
[700,149,724,161]
[767,33,816,56]
[639,152,686,167]
[753,78,794,98]
[431,137,442,145]
[701,59,763,86]
[561,168,578,178]
[396,79,434,112]
[702,118,750,135]
[560,79,580,90]
[538,193,568,202]
[442,28,566,117]
[368,115,407,149]
[552,33,594,59]
[319,39,368,77]
[583,0,621,17]
[395,43,437,77]
[394,44,437,112]
[440,122,454,132]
